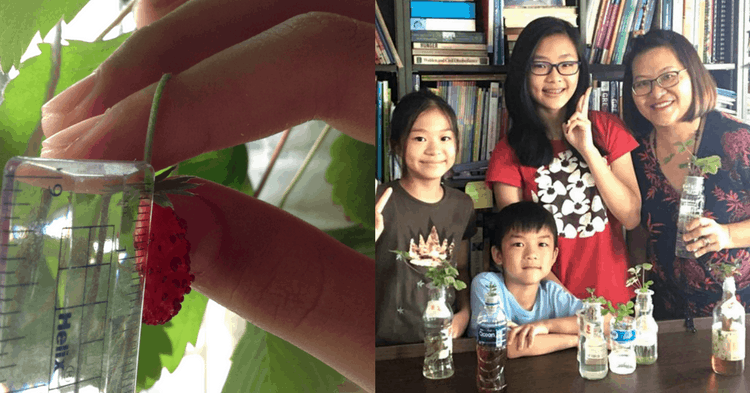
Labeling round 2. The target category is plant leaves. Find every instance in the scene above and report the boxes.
[0,0,90,74]
[325,225,375,259]
[0,36,129,169]
[175,144,250,191]
[221,322,346,393]
[326,134,375,230]
[137,290,209,390]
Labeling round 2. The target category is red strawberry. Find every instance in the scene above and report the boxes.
[137,203,195,325]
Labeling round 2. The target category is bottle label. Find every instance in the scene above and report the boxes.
[584,338,607,365]
[477,322,506,348]
[611,328,636,343]
[439,327,452,359]
[713,328,745,361]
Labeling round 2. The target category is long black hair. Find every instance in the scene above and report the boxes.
[621,29,717,138]
[388,89,459,178]
[504,17,606,167]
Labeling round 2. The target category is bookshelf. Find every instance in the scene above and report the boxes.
[376,0,750,180]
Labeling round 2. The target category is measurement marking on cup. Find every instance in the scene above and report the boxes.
[0,336,24,343]
[0,282,37,288]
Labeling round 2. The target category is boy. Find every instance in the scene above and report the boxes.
[468,201,583,358]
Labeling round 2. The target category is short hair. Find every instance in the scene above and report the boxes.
[504,17,606,167]
[491,201,559,251]
[621,29,717,138]
[388,89,459,177]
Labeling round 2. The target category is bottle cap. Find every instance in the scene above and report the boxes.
[724,276,736,293]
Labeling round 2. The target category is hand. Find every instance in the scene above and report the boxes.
[38,0,374,392]
[507,321,549,351]
[562,87,594,156]
[683,217,731,258]
[375,187,392,241]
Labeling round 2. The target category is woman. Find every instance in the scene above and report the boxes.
[622,29,750,323]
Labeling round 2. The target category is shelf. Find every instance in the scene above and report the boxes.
[413,65,507,73]
[376,64,398,73]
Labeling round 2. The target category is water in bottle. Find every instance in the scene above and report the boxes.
[675,176,704,258]
[423,285,454,379]
[476,284,507,392]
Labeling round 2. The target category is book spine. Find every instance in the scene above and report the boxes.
[412,48,488,56]
[602,0,625,64]
[410,1,477,19]
[413,55,490,65]
[662,0,672,30]
[672,0,684,34]
[642,0,657,31]
[592,0,616,63]
[376,23,394,63]
[613,0,639,64]
[585,0,603,47]
[376,3,403,67]
[600,81,610,113]
[487,82,500,160]
[410,18,476,31]
[376,81,383,181]
[413,42,486,50]
[411,30,485,43]
[492,0,504,65]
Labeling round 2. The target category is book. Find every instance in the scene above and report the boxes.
[590,0,616,62]
[611,0,638,64]
[600,0,624,64]
[420,73,506,81]
[412,48,488,56]
[376,3,403,67]
[411,1,476,18]
[413,42,486,50]
[411,30,485,43]
[413,55,490,65]
[410,18,476,31]
[585,0,603,47]
[492,0,504,65]
[503,6,577,29]
[672,0,683,34]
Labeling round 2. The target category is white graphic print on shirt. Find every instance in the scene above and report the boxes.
[532,150,608,239]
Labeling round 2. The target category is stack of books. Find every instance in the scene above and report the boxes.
[503,1,577,58]
[716,88,737,115]
[588,80,624,117]
[410,0,490,65]
[376,3,403,67]
[586,0,655,65]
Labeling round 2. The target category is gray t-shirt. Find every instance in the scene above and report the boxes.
[376,180,475,345]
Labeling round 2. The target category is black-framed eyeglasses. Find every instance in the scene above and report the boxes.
[632,69,687,96]
[529,61,581,76]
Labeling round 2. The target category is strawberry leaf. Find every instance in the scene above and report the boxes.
[221,322,346,393]
[0,0,89,74]
[137,290,209,390]
[326,134,375,230]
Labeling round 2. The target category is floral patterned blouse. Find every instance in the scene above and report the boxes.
[632,110,750,321]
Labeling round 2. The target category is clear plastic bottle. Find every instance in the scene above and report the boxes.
[609,316,636,374]
[711,276,745,375]
[634,289,658,365]
[579,302,608,380]
[476,286,507,392]
[423,284,454,379]
[675,175,704,258]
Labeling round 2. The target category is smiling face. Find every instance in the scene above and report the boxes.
[402,107,457,182]
[492,227,559,287]
[527,33,579,119]
[631,46,694,129]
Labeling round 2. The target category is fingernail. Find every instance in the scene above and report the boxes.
[41,111,107,157]
[42,72,98,136]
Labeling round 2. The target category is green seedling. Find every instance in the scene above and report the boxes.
[663,139,722,176]
[390,250,467,291]
[626,263,654,293]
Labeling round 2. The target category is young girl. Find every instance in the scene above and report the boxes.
[375,89,476,345]
[485,17,641,305]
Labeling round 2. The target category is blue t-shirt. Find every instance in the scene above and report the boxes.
[468,271,584,337]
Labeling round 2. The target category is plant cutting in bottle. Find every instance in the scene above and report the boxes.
[708,258,742,283]
[626,263,654,293]
[584,288,633,323]
[662,139,722,176]
[391,249,467,291]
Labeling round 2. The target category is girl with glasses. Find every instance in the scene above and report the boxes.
[622,29,750,322]
[485,17,641,306]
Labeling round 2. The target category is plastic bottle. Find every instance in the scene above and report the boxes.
[476,285,507,392]
[423,284,454,379]
[634,289,658,365]
[579,302,608,380]
[711,276,745,375]
[675,176,704,258]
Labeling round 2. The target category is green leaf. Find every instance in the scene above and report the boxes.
[326,134,375,230]
[662,154,673,164]
[137,291,209,390]
[222,322,346,393]
[0,0,89,74]
[0,36,129,169]
[176,145,249,190]
[642,263,653,270]
[454,280,467,291]
[325,225,375,259]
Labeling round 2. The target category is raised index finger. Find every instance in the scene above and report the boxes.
[578,87,592,115]
[376,187,393,213]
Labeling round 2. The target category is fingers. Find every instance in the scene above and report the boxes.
[578,87,592,115]
[376,187,393,214]
[41,0,371,140]
[133,0,191,27]
[170,178,374,392]
[41,12,374,169]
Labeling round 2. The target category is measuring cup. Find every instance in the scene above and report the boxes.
[0,157,154,393]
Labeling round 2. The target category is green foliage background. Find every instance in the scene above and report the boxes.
[0,1,374,392]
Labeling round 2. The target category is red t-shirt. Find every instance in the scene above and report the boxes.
[486,111,638,304]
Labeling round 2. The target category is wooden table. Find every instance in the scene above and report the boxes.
[376,316,750,392]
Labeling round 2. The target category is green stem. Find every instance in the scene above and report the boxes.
[144,74,172,164]
[95,0,136,42]
[253,128,291,198]
[278,124,331,209]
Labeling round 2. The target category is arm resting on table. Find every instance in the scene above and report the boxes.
[507,333,577,359]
